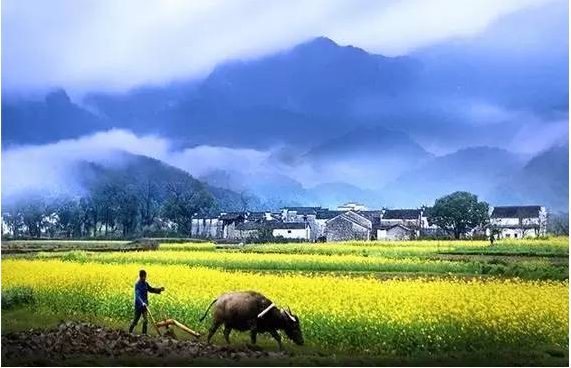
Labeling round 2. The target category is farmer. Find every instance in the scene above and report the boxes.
[128,269,165,334]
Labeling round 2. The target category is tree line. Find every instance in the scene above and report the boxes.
[1,178,217,239]
[2,188,567,240]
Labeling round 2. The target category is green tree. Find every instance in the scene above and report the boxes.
[116,186,141,237]
[19,198,48,238]
[427,191,489,239]
[92,183,122,237]
[55,198,82,238]
[161,180,215,236]
[137,179,160,227]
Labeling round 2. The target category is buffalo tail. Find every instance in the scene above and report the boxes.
[198,298,217,322]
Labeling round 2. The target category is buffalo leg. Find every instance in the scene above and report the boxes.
[223,325,232,344]
[269,329,282,350]
[249,319,258,345]
[207,321,222,343]
[250,329,258,345]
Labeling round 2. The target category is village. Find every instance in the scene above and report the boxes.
[191,203,548,242]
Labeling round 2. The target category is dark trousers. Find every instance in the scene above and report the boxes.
[128,307,148,334]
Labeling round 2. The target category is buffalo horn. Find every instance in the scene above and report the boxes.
[257,303,276,318]
[284,308,296,322]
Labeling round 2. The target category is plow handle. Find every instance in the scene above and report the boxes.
[144,305,162,336]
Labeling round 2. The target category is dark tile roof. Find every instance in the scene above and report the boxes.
[316,210,344,219]
[219,212,246,221]
[271,222,308,229]
[330,211,372,230]
[246,212,268,221]
[382,209,421,220]
[491,206,542,219]
[235,221,266,231]
[378,224,412,231]
[358,211,383,225]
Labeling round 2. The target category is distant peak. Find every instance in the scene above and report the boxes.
[309,36,338,47]
[294,36,339,51]
[45,88,71,106]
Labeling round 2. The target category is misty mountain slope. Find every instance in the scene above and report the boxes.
[199,168,315,209]
[2,149,251,213]
[491,144,569,211]
[83,80,201,134]
[306,182,385,209]
[299,125,433,188]
[201,37,418,114]
[305,125,431,160]
[4,29,568,152]
[383,147,527,207]
[199,170,386,209]
[74,37,419,149]
[2,89,109,146]
[159,102,353,149]
[75,152,254,212]
[2,23,568,211]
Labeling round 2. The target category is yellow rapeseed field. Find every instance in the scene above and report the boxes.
[2,258,568,354]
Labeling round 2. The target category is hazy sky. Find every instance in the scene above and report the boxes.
[2,0,560,92]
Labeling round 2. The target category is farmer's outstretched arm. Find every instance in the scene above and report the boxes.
[147,283,164,294]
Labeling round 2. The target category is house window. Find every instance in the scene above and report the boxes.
[505,234,510,238]
[288,230,292,233]
[514,233,518,238]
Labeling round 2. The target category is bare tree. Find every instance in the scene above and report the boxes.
[547,212,569,236]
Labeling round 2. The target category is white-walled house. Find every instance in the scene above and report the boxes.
[281,206,329,241]
[490,206,547,239]
[272,222,311,240]
[379,209,422,238]
[380,209,422,228]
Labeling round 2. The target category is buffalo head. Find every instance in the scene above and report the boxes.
[281,307,304,345]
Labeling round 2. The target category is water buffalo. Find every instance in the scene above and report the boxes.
[199,291,303,349]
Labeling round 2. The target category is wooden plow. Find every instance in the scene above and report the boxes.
[146,305,201,338]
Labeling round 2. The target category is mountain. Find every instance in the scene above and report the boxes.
[199,169,312,209]
[306,182,384,209]
[304,125,431,161]
[83,80,201,135]
[199,170,386,209]
[491,144,569,211]
[301,125,433,187]
[78,152,254,213]
[384,147,527,206]
[1,30,567,210]
[201,37,418,115]
[2,89,109,146]
[3,31,567,151]
[2,150,250,213]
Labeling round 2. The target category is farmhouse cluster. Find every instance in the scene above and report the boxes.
[191,204,547,242]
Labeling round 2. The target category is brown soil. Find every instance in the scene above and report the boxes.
[1,321,287,365]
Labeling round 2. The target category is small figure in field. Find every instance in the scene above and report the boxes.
[128,269,165,334]
[489,232,495,246]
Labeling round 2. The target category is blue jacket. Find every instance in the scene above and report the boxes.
[134,280,161,310]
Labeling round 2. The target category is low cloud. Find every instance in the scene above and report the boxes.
[2,121,567,205]
[1,129,277,200]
